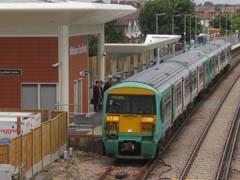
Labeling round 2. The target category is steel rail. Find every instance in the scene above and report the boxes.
[215,101,240,180]
[178,74,240,180]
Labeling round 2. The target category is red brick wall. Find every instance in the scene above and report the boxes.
[0,36,89,112]
[0,37,58,109]
[69,36,89,113]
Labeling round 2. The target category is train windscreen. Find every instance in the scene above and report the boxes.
[106,95,156,115]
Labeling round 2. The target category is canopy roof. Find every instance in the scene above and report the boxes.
[0,2,136,26]
[105,35,181,54]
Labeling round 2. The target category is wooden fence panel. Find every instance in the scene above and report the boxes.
[51,118,59,154]
[59,113,67,147]
[11,136,21,169]
[42,122,51,157]
[0,144,9,164]
[22,133,33,177]
[33,127,42,164]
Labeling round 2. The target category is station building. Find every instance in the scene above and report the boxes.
[0,2,135,113]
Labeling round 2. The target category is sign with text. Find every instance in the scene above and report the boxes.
[0,69,22,76]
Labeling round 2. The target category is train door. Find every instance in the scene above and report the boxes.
[161,87,172,133]
[210,58,215,79]
[183,74,191,109]
[203,62,209,88]
[173,81,183,121]
[191,69,198,99]
[215,55,220,75]
[198,65,204,92]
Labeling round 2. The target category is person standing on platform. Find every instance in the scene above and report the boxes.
[104,77,113,92]
[93,81,100,112]
[98,81,104,110]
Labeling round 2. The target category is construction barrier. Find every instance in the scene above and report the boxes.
[0,112,68,179]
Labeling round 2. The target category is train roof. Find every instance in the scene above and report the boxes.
[125,39,230,91]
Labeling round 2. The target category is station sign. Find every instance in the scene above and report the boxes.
[0,69,22,76]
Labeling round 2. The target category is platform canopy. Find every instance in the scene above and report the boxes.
[0,1,136,36]
[105,34,181,54]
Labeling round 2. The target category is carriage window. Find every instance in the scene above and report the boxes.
[185,77,190,98]
[162,93,171,122]
[174,84,182,107]
[191,72,197,91]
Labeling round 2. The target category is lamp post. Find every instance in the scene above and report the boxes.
[156,12,166,64]
[172,14,181,35]
[225,14,227,36]
[156,12,166,34]
[184,14,186,49]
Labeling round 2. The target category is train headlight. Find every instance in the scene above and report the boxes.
[141,117,154,123]
[106,115,119,122]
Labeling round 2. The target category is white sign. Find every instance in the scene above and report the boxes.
[69,44,88,56]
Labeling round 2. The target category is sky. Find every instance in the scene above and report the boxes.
[194,0,240,4]
[81,0,240,4]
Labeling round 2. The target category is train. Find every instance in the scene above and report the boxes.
[102,39,232,159]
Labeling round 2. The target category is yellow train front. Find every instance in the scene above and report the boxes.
[102,82,161,159]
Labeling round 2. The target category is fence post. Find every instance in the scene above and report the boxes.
[20,135,23,180]
[32,130,34,177]
[57,114,60,157]
[41,125,43,169]
[50,118,52,163]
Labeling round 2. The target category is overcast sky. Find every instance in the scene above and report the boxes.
[81,0,240,4]
[194,0,240,4]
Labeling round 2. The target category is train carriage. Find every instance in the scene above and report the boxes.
[102,40,231,159]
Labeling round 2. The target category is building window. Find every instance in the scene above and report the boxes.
[21,84,38,109]
[22,84,57,110]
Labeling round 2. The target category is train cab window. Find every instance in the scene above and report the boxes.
[106,95,156,114]
[174,84,182,107]
[107,95,130,114]
[162,93,171,122]
[184,77,190,98]
[191,72,197,91]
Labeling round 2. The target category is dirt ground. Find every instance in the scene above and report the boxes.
[33,151,113,180]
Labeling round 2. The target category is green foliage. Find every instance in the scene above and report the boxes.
[88,35,98,57]
[232,12,240,32]
[139,0,201,41]
[104,21,128,43]
[88,21,127,57]
[204,1,214,6]
[210,14,234,34]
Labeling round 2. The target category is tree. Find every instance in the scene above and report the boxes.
[232,12,240,32]
[104,21,128,43]
[89,0,127,54]
[210,15,232,34]
[204,1,214,6]
[139,0,202,41]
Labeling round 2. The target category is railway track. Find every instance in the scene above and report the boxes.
[140,64,240,180]
[178,76,240,179]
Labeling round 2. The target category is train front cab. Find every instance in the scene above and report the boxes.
[102,84,162,159]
